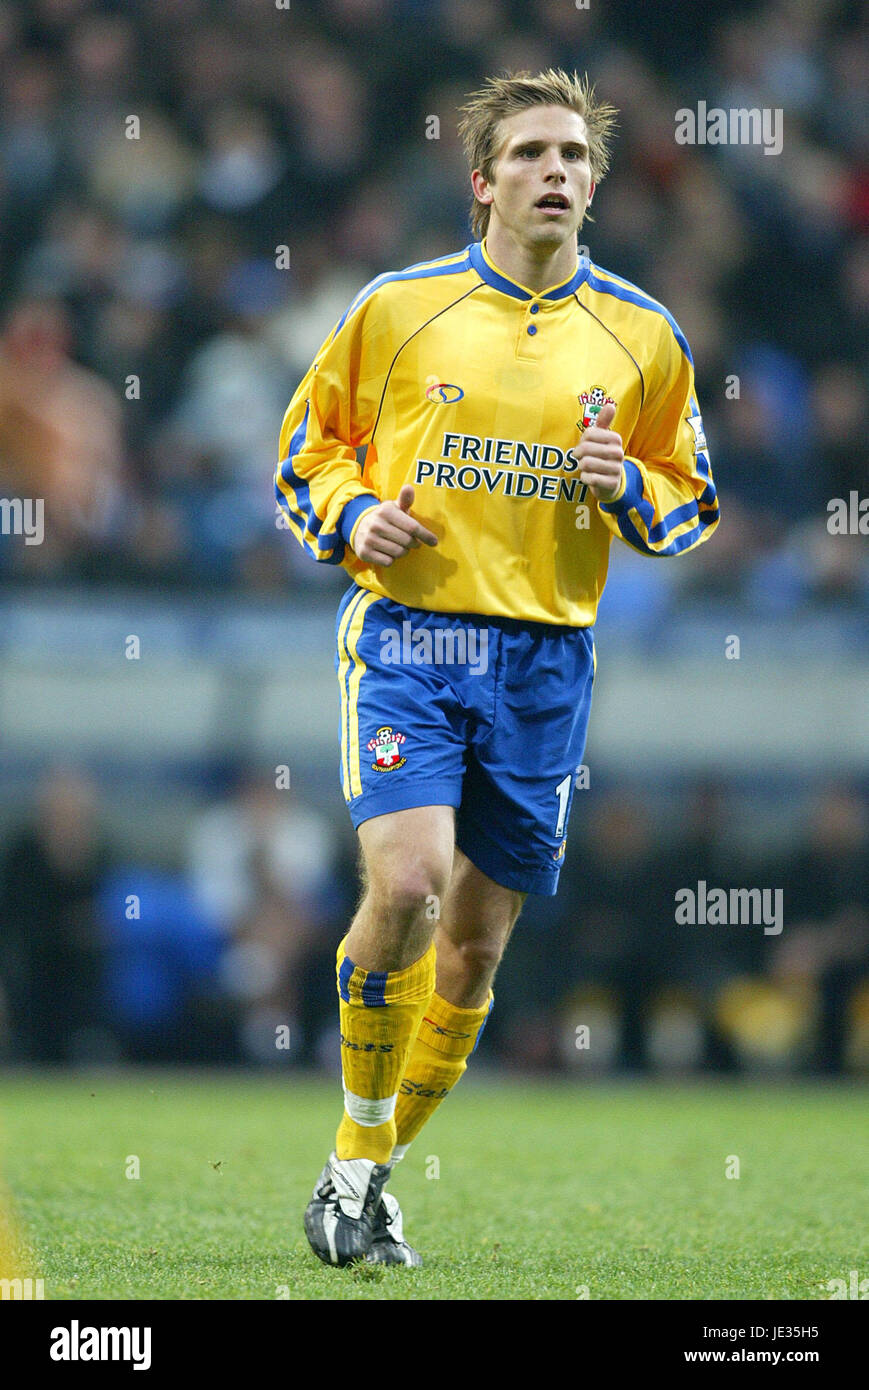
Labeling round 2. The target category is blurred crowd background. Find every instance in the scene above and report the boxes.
[0,0,866,1075]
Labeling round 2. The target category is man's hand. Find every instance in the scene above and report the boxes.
[353,484,438,566]
[577,402,625,502]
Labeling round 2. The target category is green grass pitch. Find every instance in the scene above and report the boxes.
[1,1073,866,1300]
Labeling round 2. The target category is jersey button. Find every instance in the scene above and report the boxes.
[527,324,537,335]
[529,303,539,314]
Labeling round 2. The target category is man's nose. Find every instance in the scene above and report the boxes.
[542,155,567,180]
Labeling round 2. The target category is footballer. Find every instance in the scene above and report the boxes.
[275,68,719,1267]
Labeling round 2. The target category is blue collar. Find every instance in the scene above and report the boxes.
[468,239,590,302]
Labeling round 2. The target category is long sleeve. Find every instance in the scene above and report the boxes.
[597,313,719,556]
[274,293,382,565]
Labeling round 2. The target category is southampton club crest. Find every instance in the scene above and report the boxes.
[368,725,407,772]
[577,385,616,431]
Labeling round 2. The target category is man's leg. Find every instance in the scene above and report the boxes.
[391,847,526,1159]
[335,804,454,1163]
[304,804,453,1266]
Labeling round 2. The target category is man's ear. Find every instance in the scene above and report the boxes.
[471,169,494,205]
[587,180,596,206]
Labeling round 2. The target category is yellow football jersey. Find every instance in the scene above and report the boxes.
[275,238,718,626]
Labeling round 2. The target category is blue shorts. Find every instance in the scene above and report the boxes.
[334,584,595,895]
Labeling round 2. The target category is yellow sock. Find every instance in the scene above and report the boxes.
[335,936,436,1164]
[393,990,493,1154]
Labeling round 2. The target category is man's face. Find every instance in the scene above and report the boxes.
[473,104,595,252]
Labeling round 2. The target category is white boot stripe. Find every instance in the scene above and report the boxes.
[322,1206,339,1265]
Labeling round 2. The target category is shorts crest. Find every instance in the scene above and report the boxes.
[368,724,407,772]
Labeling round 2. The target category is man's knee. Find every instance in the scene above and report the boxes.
[367,853,451,928]
[436,861,526,996]
[358,808,453,921]
[350,808,455,970]
[360,818,453,928]
[449,934,507,985]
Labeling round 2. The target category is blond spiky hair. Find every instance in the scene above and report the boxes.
[457,68,618,240]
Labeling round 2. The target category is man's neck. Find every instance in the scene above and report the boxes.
[483,226,578,294]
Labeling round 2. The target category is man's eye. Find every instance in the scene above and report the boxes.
[519,148,584,159]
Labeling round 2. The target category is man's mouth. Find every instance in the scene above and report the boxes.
[535,193,570,214]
